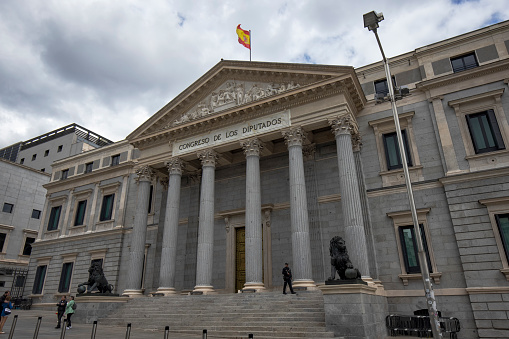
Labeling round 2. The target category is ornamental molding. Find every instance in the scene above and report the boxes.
[240,138,264,157]
[282,127,307,147]
[135,165,155,183]
[302,144,316,161]
[166,157,186,176]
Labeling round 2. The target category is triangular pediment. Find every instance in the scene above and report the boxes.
[127,60,365,145]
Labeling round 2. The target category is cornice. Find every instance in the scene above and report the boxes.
[43,161,135,191]
[416,59,509,92]
[32,228,123,247]
[439,166,509,185]
[132,76,364,150]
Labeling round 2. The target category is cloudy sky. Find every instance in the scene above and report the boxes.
[1,0,508,146]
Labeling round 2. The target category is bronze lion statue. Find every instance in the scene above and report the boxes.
[328,236,361,281]
[78,262,114,294]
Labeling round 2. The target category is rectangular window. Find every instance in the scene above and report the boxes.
[451,52,478,73]
[374,77,396,96]
[148,185,154,214]
[47,206,62,231]
[399,224,432,274]
[0,233,6,252]
[32,154,37,161]
[85,162,93,174]
[44,150,49,157]
[61,169,69,180]
[22,237,36,256]
[382,130,412,170]
[111,154,120,166]
[466,110,505,154]
[2,203,13,213]
[99,194,115,221]
[496,214,509,263]
[58,262,74,293]
[74,200,87,226]
[31,209,41,219]
[20,158,24,165]
[32,265,47,294]
[57,145,63,152]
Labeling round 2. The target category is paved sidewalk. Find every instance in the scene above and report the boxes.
[2,309,205,339]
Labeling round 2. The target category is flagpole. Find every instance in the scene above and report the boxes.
[249,30,252,61]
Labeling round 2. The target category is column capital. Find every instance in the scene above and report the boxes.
[240,138,264,157]
[302,144,316,161]
[282,127,307,147]
[328,114,358,137]
[135,165,155,183]
[166,157,185,176]
[352,134,362,152]
[160,177,169,191]
[197,149,218,167]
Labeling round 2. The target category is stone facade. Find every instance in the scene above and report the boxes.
[27,21,509,338]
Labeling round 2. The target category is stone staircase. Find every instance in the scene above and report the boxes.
[105,290,337,338]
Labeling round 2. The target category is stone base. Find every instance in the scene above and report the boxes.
[192,285,217,295]
[325,278,367,285]
[156,287,178,296]
[243,282,266,292]
[319,284,388,339]
[122,289,144,298]
[72,295,129,324]
[293,279,318,290]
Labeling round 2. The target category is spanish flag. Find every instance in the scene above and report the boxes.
[236,24,250,49]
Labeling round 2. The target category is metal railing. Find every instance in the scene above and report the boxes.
[386,314,460,338]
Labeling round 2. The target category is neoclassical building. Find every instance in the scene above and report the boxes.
[26,20,509,338]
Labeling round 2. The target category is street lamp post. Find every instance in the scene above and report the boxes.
[363,11,442,338]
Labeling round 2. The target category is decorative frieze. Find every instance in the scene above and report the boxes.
[282,127,307,147]
[240,138,264,157]
[135,166,155,183]
[197,149,218,167]
[173,81,300,126]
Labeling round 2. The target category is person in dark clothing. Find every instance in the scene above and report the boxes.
[282,263,296,294]
[0,291,10,305]
[55,296,67,329]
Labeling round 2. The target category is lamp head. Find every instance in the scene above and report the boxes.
[363,11,384,31]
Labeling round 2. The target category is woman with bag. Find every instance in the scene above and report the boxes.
[64,296,75,330]
[0,296,12,334]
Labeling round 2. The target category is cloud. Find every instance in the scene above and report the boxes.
[0,0,508,147]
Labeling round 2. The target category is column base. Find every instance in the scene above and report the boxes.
[192,285,217,295]
[156,287,178,296]
[122,289,145,298]
[242,282,266,292]
[293,279,318,290]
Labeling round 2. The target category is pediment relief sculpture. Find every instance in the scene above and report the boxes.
[172,80,301,126]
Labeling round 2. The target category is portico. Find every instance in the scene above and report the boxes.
[123,60,369,296]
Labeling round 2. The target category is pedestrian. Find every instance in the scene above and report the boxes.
[55,296,67,329]
[0,291,9,305]
[0,296,12,334]
[64,296,75,329]
[282,263,296,294]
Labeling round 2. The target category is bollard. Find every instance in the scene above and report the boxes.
[164,325,169,339]
[249,334,253,339]
[59,319,67,339]
[125,323,131,339]
[33,316,42,339]
[202,329,207,339]
[90,320,98,339]
[7,314,17,339]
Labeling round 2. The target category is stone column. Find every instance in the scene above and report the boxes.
[123,165,154,297]
[329,114,370,278]
[282,127,316,288]
[240,138,265,291]
[158,158,185,295]
[193,149,218,294]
